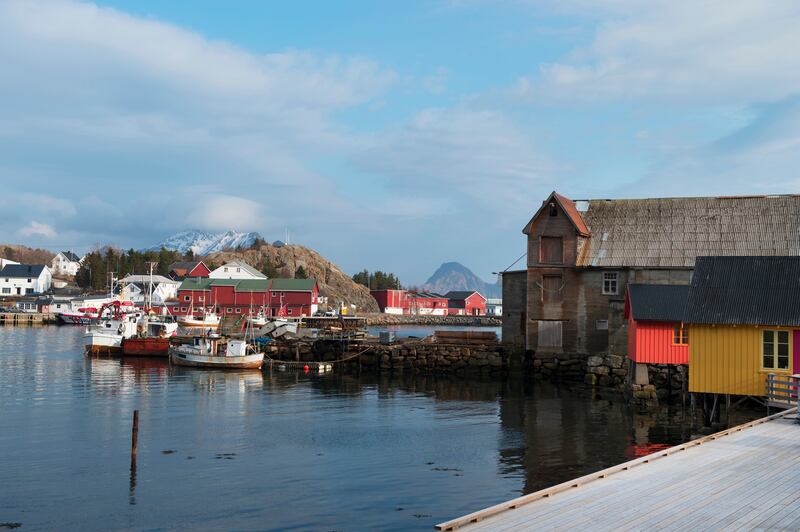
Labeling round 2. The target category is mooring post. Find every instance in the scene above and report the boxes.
[131,410,139,458]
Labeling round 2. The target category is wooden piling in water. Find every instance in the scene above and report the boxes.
[131,410,139,457]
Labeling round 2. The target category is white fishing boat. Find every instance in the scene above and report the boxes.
[169,335,264,369]
[177,311,221,328]
[247,310,268,327]
[84,302,142,354]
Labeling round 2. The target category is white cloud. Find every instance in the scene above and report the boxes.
[518,1,800,104]
[18,221,56,239]
[355,106,557,214]
[187,195,265,232]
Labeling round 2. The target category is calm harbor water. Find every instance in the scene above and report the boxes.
[1,326,761,531]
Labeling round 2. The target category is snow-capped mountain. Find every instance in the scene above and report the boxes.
[146,230,263,255]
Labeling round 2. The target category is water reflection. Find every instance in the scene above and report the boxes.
[0,326,763,531]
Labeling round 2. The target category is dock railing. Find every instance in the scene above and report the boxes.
[766,373,799,411]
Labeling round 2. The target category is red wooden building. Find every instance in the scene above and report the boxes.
[624,284,690,365]
[444,291,487,316]
[175,277,319,318]
[370,289,408,314]
[168,261,211,281]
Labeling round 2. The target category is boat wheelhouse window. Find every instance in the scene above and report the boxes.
[763,330,790,370]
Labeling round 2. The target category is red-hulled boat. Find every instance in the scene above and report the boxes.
[122,336,172,356]
[121,315,178,357]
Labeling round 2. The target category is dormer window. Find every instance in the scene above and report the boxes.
[549,202,558,217]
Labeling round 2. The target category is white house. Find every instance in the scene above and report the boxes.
[119,274,180,305]
[208,261,266,280]
[0,264,52,295]
[486,298,503,317]
[51,251,82,276]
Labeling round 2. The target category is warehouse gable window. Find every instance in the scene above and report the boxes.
[540,236,563,264]
[602,272,619,295]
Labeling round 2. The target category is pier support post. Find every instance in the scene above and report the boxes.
[131,410,139,458]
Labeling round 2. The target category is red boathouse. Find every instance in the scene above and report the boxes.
[624,283,690,365]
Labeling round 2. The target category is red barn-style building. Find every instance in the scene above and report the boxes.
[624,283,690,366]
[168,261,211,281]
[444,291,487,316]
[175,277,319,318]
[370,289,408,314]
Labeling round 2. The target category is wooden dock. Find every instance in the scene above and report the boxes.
[0,312,57,325]
[438,409,800,531]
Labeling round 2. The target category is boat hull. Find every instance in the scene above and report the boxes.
[176,318,220,328]
[122,337,171,357]
[84,332,123,354]
[169,348,264,369]
[59,313,95,325]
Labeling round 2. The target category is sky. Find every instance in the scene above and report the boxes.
[3,0,800,285]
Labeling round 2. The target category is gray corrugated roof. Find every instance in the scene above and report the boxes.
[627,284,689,322]
[0,264,46,278]
[684,256,800,326]
[61,251,80,262]
[576,195,800,268]
[443,290,485,300]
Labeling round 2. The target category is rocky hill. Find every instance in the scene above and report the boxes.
[422,261,501,298]
[0,244,56,265]
[204,244,379,313]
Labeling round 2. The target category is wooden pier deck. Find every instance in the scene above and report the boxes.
[438,409,800,531]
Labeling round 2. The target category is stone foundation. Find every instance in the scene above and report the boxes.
[530,350,687,407]
[267,339,510,374]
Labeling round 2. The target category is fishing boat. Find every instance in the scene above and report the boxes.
[176,310,220,328]
[247,309,268,327]
[57,307,98,325]
[84,301,142,354]
[169,335,264,369]
[122,314,179,356]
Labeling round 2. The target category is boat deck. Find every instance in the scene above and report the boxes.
[438,409,800,531]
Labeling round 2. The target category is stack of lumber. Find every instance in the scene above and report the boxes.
[434,330,498,345]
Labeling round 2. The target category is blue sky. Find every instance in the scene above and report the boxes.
[2,1,800,284]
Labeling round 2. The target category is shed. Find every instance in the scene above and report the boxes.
[685,256,800,396]
[624,284,690,365]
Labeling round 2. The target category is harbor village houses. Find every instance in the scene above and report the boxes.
[502,191,800,390]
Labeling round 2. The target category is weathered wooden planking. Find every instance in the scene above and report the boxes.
[437,409,799,531]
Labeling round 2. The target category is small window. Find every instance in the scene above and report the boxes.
[673,324,688,345]
[235,308,241,314]
[27,278,32,283]
[2,288,9,294]
[198,297,204,302]
[287,308,293,315]
[596,320,609,331]
[184,296,190,302]
[549,202,558,217]
[227,307,233,313]
[763,330,790,370]
[236,268,241,273]
[602,272,619,295]
[224,267,228,272]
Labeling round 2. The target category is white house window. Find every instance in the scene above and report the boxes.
[2,288,9,294]
[602,272,619,295]
[27,278,32,283]
[236,268,241,273]
[224,267,228,272]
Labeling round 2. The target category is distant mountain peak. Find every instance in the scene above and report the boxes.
[146,229,263,255]
[422,261,500,298]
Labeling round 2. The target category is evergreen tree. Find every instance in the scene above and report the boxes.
[295,265,308,279]
[261,258,278,278]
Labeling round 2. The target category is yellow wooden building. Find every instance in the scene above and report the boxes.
[686,257,799,397]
